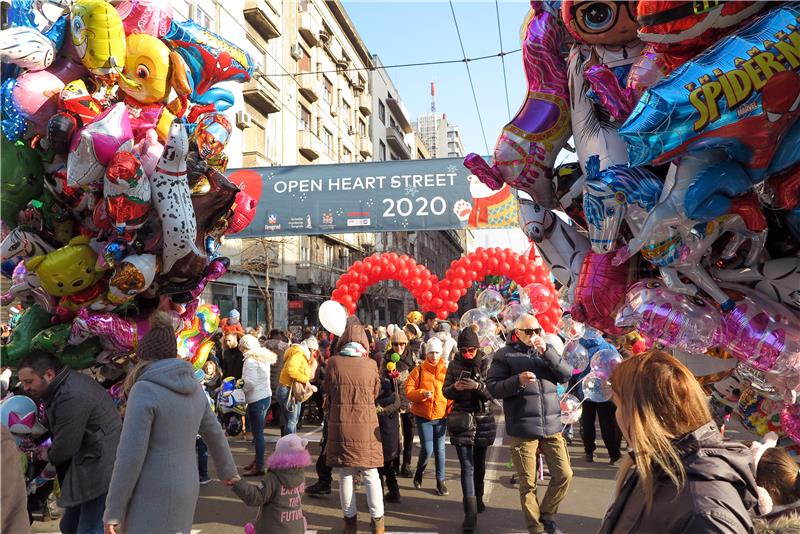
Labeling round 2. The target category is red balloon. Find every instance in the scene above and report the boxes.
[420,279,431,291]
[398,268,409,280]
[447,302,459,313]
[348,283,361,295]
[438,290,450,301]
[421,291,433,302]
[340,294,354,307]
[431,297,443,309]
[501,262,511,273]
[451,277,464,289]
[331,288,344,301]
[385,263,397,275]
[437,310,449,320]
[487,257,500,269]
[471,260,484,272]
[466,270,477,281]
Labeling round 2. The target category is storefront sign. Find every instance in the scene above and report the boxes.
[226,158,519,237]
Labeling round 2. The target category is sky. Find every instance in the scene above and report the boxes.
[342,1,539,252]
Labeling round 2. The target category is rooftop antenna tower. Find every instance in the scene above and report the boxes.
[431,81,436,113]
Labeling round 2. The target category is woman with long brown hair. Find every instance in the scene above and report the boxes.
[598,350,760,533]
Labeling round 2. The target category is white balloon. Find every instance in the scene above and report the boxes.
[319,300,347,336]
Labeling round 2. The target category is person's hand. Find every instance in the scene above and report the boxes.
[223,475,241,487]
[454,380,468,391]
[461,378,480,390]
[531,336,546,353]
[519,371,536,388]
[422,390,433,399]
[104,523,119,534]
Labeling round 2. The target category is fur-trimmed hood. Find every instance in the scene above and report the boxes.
[243,346,277,366]
[266,447,312,471]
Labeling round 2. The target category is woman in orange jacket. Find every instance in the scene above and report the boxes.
[405,337,449,496]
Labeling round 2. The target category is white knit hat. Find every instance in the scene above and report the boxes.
[424,337,443,355]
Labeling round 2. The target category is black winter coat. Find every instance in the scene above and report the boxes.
[376,373,401,461]
[487,341,572,439]
[443,353,496,447]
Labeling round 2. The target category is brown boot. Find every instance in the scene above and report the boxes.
[371,516,385,534]
[344,515,357,534]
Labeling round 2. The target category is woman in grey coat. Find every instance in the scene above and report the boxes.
[103,312,238,534]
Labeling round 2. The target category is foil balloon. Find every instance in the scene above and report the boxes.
[1,395,46,438]
[780,404,800,445]
[108,253,158,302]
[162,19,255,111]
[224,191,257,235]
[714,256,800,313]
[476,289,505,318]
[187,257,229,300]
[0,26,57,71]
[463,2,570,207]
[115,0,174,37]
[70,0,127,77]
[11,65,81,137]
[177,304,220,369]
[25,236,106,297]
[191,112,232,160]
[583,373,612,403]
[589,348,623,381]
[560,393,582,424]
[149,120,206,279]
[0,304,52,367]
[67,103,135,188]
[1,260,57,312]
[191,166,239,246]
[570,251,631,335]
[104,151,151,233]
[615,279,723,354]
[69,307,151,354]
[132,128,163,177]
[0,138,43,226]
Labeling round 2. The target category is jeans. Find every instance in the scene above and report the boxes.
[247,396,271,468]
[60,493,106,534]
[510,434,573,533]
[581,400,622,459]
[415,416,447,481]
[337,467,384,519]
[400,412,414,466]
[196,437,208,479]
[455,444,488,498]
[275,385,301,436]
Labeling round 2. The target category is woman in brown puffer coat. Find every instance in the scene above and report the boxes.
[324,321,385,534]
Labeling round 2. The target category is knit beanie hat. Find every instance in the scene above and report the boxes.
[239,334,260,353]
[267,434,312,471]
[302,336,319,352]
[137,311,178,361]
[457,327,480,349]
[390,330,409,344]
[424,337,443,355]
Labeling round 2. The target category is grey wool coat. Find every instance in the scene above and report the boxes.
[103,359,237,533]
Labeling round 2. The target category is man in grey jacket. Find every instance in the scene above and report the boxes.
[487,314,573,534]
[18,351,121,534]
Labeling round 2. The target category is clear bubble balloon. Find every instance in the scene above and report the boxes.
[460,308,493,338]
[544,333,564,354]
[563,339,589,371]
[590,348,623,380]
[518,290,532,312]
[583,327,603,341]
[477,289,505,318]
[583,373,612,402]
[500,302,528,333]
[560,394,583,424]
[479,333,504,354]
[522,283,553,314]
[558,314,585,340]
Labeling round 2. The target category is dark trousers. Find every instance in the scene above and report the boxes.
[581,400,622,459]
[196,437,208,478]
[316,421,333,484]
[379,458,400,492]
[401,412,414,466]
[59,493,106,534]
[455,444,488,498]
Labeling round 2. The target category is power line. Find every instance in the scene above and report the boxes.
[448,0,490,156]
[495,0,512,121]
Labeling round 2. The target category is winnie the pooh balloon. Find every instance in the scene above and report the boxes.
[26,236,106,297]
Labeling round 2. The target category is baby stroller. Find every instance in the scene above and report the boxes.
[215,377,246,436]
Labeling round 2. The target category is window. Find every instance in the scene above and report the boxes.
[342,101,352,129]
[378,100,386,124]
[343,146,352,162]
[358,119,366,138]
[194,6,213,30]
[298,47,311,73]
[300,238,310,263]
[299,105,311,131]
[323,76,333,104]
[379,140,386,161]
[323,128,334,157]
[324,244,334,266]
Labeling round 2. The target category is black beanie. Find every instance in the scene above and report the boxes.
[457,327,480,349]
[136,311,178,361]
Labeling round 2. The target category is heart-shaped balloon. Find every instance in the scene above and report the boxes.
[330,247,562,332]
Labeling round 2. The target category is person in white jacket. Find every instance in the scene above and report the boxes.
[239,334,277,477]
[435,322,458,365]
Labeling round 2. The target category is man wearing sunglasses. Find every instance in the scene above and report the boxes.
[487,314,573,534]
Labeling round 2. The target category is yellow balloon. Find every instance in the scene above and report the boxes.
[26,236,107,297]
[70,0,127,76]
[192,339,214,371]
[120,34,171,104]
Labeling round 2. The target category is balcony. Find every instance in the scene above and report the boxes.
[358,135,372,157]
[243,73,280,115]
[386,125,412,159]
[357,93,371,115]
[298,11,319,47]
[297,76,319,103]
[243,0,281,41]
[386,97,413,133]
[296,261,344,287]
[298,129,321,160]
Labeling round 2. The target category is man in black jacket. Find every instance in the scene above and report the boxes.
[18,351,121,534]
[487,314,573,534]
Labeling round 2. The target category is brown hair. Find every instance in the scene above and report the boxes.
[609,350,712,509]
[757,447,800,506]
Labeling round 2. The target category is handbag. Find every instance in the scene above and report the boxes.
[446,410,476,435]
[291,380,314,403]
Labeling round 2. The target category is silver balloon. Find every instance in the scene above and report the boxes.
[477,289,505,318]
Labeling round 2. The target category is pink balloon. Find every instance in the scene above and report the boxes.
[116,0,174,37]
[570,252,631,335]
[12,58,87,136]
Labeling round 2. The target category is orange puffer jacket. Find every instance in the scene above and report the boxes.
[405,358,448,421]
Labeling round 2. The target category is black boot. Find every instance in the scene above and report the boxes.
[385,469,401,503]
[400,463,413,478]
[413,467,424,488]
[462,497,478,532]
[306,480,331,496]
[476,495,486,513]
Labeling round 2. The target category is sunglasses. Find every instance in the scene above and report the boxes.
[461,347,478,354]
[569,1,634,35]
[517,328,543,337]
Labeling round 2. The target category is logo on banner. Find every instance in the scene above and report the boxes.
[322,212,333,225]
[265,214,281,231]
[347,211,370,227]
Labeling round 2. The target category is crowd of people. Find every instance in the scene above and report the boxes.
[2,307,798,534]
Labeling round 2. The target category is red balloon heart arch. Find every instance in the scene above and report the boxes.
[330,247,562,332]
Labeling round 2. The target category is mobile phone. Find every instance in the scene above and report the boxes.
[458,370,471,381]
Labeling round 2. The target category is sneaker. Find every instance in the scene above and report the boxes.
[413,468,424,489]
[584,453,594,462]
[435,480,449,496]
[543,520,564,534]
[199,475,212,485]
[385,489,402,503]
[307,481,332,496]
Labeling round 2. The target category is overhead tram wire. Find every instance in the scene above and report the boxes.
[495,0,512,121]
[448,0,491,156]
